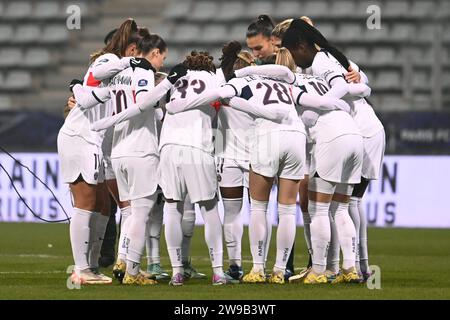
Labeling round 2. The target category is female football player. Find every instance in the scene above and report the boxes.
[58,18,148,285]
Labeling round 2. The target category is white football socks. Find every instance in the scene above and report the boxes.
[198,199,224,271]
[308,200,331,274]
[88,211,109,269]
[70,207,91,273]
[349,197,361,273]
[274,203,297,272]
[126,195,156,276]
[117,206,131,262]
[302,211,312,256]
[146,198,164,265]
[181,200,195,264]
[222,197,243,267]
[164,201,184,273]
[249,198,268,273]
[358,198,370,273]
[327,213,340,274]
[330,201,356,270]
[264,208,272,268]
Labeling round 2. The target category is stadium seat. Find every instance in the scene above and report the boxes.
[171,24,202,43]
[24,49,51,67]
[245,2,275,19]
[201,25,229,44]
[0,48,23,67]
[41,25,69,43]
[229,24,248,42]
[4,71,32,90]
[0,94,13,109]
[315,23,336,40]
[14,25,42,44]
[409,1,435,18]
[374,71,401,90]
[412,70,430,90]
[370,47,397,66]
[346,47,369,65]
[164,47,183,67]
[336,23,362,42]
[390,23,415,41]
[364,26,390,42]
[163,0,192,19]
[302,1,329,18]
[34,1,60,19]
[216,2,246,22]
[190,1,218,22]
[153,25,172,41]
[4,2,32,19]
[383,0,409,18]
[330,0,356,18]
[417,24,435,43]
[273,2,302,20]
[0,25,14,43]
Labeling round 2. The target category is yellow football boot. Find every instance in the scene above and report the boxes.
[303,270,328,284]
[122,272,158,285]
[335,267,361,284]
[267,271,285,284]
[242,270,266,284]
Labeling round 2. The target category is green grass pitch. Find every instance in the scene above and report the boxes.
[0,223,449,299]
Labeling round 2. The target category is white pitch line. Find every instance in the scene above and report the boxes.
[0,271,66,274]
[0,254,67,259]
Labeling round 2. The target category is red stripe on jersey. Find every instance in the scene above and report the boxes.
[132,90,136,103]
[86,72,101,87]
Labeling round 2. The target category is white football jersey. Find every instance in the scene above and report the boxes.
[214,68,253,161]
[216,106,254,161]
[60,53,116,146]
[226,75,305,136]
[293,73,361,144]
[159,70,220,154]
[312,51,384,137]
[104,66,159,159]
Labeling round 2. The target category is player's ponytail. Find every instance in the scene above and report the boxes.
[246,14,275,38]
[183,51,216,73]
[136,33,167,55]
[220,41,255,80]
[275,47,296,72]
[282,18,350,70]
[90,18,142,62]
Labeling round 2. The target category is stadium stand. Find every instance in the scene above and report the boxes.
[0,0,447,113]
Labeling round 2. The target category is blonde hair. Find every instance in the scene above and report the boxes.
[272,16,315,39]
[275,47,297,72]
[272,18,293,39]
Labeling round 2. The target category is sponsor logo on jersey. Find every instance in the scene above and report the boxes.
[138,79,148,87]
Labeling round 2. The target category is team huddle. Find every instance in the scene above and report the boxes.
[58,14,385,286]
